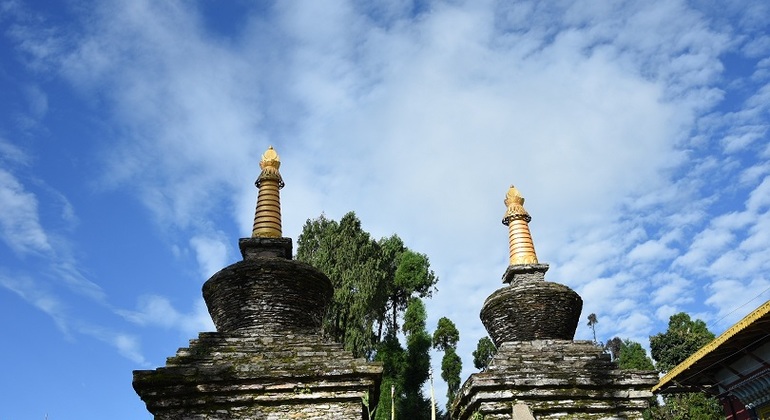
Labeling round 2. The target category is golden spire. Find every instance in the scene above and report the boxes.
[502,185,538,265]
[252,146,284,238]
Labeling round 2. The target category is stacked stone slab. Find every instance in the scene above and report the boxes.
[452,186,657,419]
[133,238,382,419]
[453,340,658,419]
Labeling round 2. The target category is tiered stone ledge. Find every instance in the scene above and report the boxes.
[452,340,658,420]
[133,332,382,419]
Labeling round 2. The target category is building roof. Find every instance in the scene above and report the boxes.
[653,299,770,395]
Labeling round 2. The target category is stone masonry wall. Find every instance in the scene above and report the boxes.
[452,340,658,420]
[134,332,381,419]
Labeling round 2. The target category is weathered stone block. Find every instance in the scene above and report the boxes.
[451,340,658,420]
[502,264,550,285]
[134,332,382,419]
[239,237,292,260]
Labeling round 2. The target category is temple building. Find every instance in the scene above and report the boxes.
[653,299,770,419]
[451,186,658,420]
[133,147,382,419]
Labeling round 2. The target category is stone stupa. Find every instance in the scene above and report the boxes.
[452,185,657,420]
[133,146,382,419]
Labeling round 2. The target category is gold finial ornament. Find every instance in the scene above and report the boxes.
[252,146,285,238]
[502,185,538,265]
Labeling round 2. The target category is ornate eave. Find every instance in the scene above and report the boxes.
[653,299,770,410]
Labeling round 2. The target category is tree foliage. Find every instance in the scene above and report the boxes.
[649,312,715,372]
[401,298,432,419]
[381,235,438,335]
[296,212,438,359]
[647,312,721,420]
[645,393,723,420]
[433,317,460,351]
[605,336,623,361]
[472,336,496,371]
[433,317,462,409]
[297,212,441,419]
[441,347,462,405]
[587,313,598,343]
[374,333,405,420]
[296,213,386,358]
[373,299,434,420]
[617,339,655,371]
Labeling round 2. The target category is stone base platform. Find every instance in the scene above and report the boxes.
[452,340,658,420]
[133,332,382,419]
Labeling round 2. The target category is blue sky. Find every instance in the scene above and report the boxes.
[1,0,770,418]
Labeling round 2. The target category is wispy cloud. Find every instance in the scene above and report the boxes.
[189,233,230,280]
[0,168,51,254]
[0,140,51,255]
[78,324,149,366]
[0,273,70,334]
[0,135,139,364]
[119,295,215,336]
[0,271,150,365]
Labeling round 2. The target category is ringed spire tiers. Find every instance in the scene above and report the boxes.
[252,146,284,238]
[480,183,582,345]
[502,185,538,266]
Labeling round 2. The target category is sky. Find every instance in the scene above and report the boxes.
[1,0,769,418]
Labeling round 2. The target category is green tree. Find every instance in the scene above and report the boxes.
[472,336,496,371]
[433,317,460,351]
[647,312,721,420]
[617,339,655,371]
[441,347,462,406]
[649,312,715,372]
[605,336,623,361]
[401,298,432,419]
[297,212,439,419]
[296,212,387,358]
[379,235,438,337]
[374,332,405,420]
[296,212,438,358]
[587,313,598,344]
[433,317,462,408]
[645,393,722,420]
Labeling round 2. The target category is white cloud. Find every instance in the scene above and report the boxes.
[120,295,215,336]
[651,273,693,307]
[628,240,677,263]
[0,137,30,165]
[655,305,678,322]
[673,226,735,272]
[746,176,770,212]
[0,273,70,334]
[0,168,51,255]
[78,324,149,366]
[190,234,230,280]
[614,312,654,342]
[49,258,106,303]
[112,333,148,366]
[705,278,770,327]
